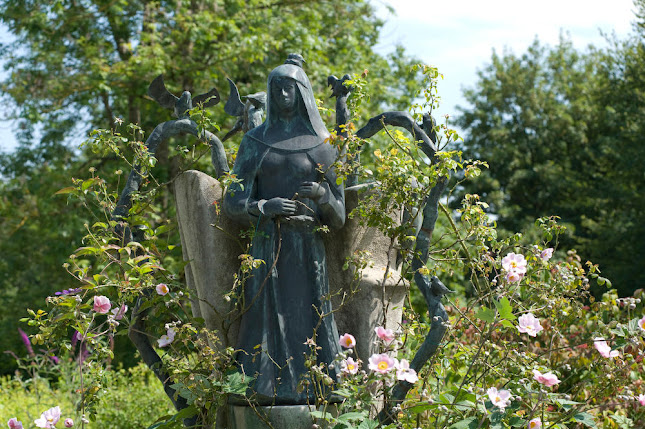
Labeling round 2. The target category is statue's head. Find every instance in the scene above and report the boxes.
[265,54,329,139]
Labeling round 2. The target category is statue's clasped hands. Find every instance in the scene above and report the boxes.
[257,182,325,217]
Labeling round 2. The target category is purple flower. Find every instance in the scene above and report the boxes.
[54,288,81,296]
[8,417,23,429]
[71,330,81,347]
[18,328,34,357]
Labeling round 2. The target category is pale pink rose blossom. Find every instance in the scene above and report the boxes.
[637,394,645,406]
[396,359,419,383]
[506,270,523,283]
[7,418,23,429]
[93,295,111,314]
[64,418,74,428]
[487,387,512,410]
[34,406,61,428]
[341,357,359,375]
[156,283,170,295]
[517,313,543,337]
[157,328,176,347]
[502,252,527,274]
[540,248,554,261]
[638,315,645,332]
[374,326,395,343]
[111,303,128,320]
[594,338,619,358]
[528,418,542,429]
[368,353,397,374]
[532,369,560,387]
[339,333,356,349]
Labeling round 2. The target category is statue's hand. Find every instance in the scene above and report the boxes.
[261,197,297,217]
[298,181,325,200]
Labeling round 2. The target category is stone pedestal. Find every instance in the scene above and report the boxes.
[227,405,336,429]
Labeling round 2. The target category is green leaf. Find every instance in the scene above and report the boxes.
[500,319,515,329]
[448,416,478,429]
[553,398,583,410]
[310,410,335,421]
[573,412,597,428]
[337,411,368,422]
[407,402,434,413]
[54,186,76,195]
[597,276,612,288]
[508,416,526,427]
[475,306,495,323]
[494,297,516,320]
[357,419,379,429]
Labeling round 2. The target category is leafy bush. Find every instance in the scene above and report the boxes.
[0,362,174,428]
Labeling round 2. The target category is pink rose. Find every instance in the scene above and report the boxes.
[338,333,356,349]
[540,248,554,261]
[396,359,418,383]
[93,295,111,314]
[34,406,61,428]
[594,338,619,358]
[517,313,543,337]
[502,252,527,274]
[368,353,397,374]
[528,418,542,429]
[532,369,560,387]
[341,357,359,375]
[64,418,74,428]
[487,387,512,410]
[374,326,395,343]
[155,283,169,295]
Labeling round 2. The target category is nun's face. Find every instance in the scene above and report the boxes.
[272,77,297,113]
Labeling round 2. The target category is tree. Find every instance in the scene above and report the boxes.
[0,0,423,373]
[455,34,645,296]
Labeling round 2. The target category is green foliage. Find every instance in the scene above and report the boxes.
[0,362,174,428]
[455,34,645,296]
[0,0,425,376]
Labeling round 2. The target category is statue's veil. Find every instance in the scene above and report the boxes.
[264,63,330,140]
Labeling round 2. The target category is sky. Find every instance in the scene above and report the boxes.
[0,0,638,153]
[373,0,636,126]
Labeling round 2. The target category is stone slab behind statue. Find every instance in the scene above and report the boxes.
[174,169,407,366]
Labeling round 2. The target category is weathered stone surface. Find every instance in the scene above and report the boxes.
[174,169,243,348]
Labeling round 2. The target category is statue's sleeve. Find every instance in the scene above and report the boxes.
[311,144,345,230]
[223,136,261,225]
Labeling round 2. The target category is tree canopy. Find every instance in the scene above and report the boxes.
[456,31,645,297]
[0,0,423,374]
